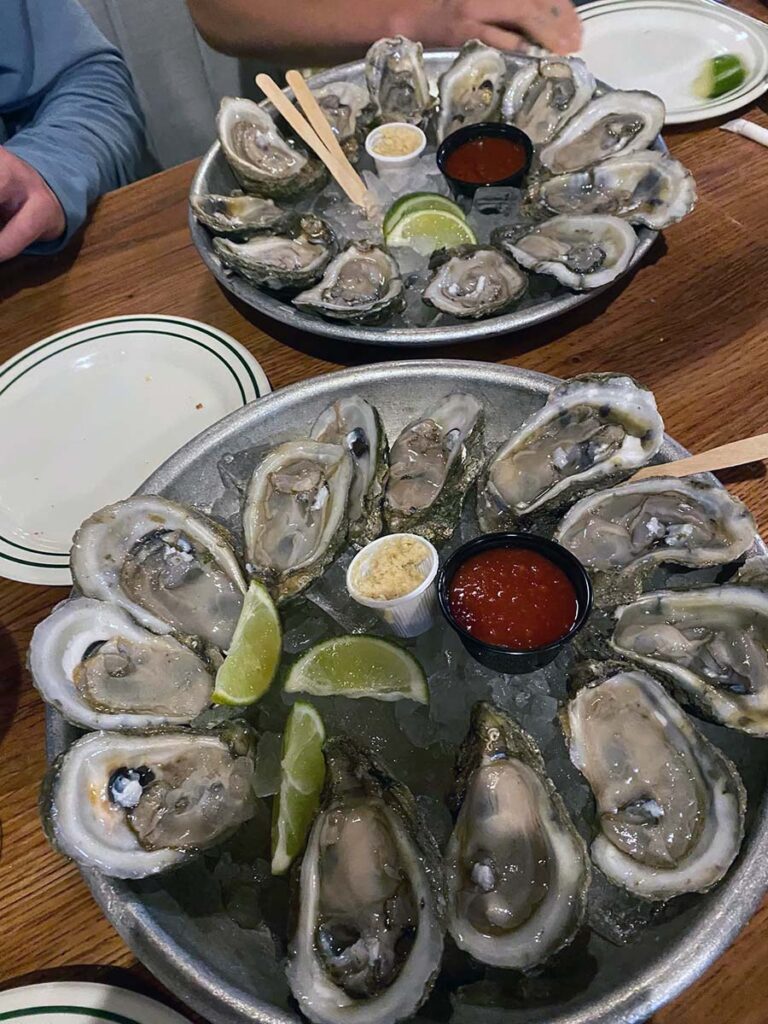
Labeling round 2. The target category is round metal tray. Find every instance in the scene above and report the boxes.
[189,54,662,347]
[47,360,768,1024]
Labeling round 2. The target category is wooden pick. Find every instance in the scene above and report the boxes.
[630,432,768,482]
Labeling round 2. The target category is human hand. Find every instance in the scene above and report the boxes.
[0,147,66,262]
[414,0,582,55]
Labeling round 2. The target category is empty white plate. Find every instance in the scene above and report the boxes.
[578,0,768,123]
[0,315,269,586]
[0,981,191,1023]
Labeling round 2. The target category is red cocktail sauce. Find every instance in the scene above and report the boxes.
[443,136,528,185]
[448,547,579,650]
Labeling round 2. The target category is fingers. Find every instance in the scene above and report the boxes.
[0,196,51,262]
[467,0,582,54]
[473,24,528,53]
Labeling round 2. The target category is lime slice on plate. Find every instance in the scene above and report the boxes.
[694,54,747,100]
[284,635,428,703]
[384,192,466,234]
[385,208,477,256]
[271,701,326,875]
[212,581,282,706]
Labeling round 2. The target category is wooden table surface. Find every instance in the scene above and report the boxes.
[2,18,768,1020]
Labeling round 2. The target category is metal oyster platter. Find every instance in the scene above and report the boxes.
[189,52,667,347]
[46,360,768,1024]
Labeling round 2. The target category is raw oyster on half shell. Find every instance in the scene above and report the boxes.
[436,39,507,142]
[502,56,595,145]
[71,496,246,650]
[287,738,444,1024]
[422,246,527,320]
[190,192,287,237]
[446,703,590,969]
[385,393,484,544]
[563,668,745,900]
[41,722,257,878]
[214,214,336,291]
[294,243,405,324]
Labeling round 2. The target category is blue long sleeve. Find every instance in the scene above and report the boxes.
[1,0,146,252]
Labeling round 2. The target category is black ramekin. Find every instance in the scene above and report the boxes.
[437,532,593,674]
[436,122,534,200]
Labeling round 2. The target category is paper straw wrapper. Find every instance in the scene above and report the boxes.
[721,118,768,149]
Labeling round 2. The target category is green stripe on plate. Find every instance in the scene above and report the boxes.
[0,1007,140,1022]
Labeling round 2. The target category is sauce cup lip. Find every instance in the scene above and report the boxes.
[347,532,439,609]
[364,122,427,166]
[436,531,593,656]
[436,122,534,194]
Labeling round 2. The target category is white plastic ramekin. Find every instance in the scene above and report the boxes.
[346,533,439,638]
[364,123,427,173]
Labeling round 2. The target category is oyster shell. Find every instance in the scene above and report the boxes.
[385,393,484,544]
[536,150,697,230]
[41,722,257,878]
[71,496,246,649]
[555,475,755,574]
[29,597,216,731]
[217,96,327,199]
[243,439,353,602]
[502,56,595,145]
[293,243,405,324]
[312,81,375,161]
[493,214,637,291]
[477,373,663,530]
[287,738,444,1024]
[190,192,286,237]
[563,668,745,900]
[436,40,507,142]
[422,246,527,319]
[310,396,388,546]
[214,215,335,291]
[365,36,432,126]
[612,586,768,736]
[446,702,590,969]
[539,90,665,174]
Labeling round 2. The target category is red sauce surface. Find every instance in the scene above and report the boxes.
[444,137,528,184]
[448,547,579,650]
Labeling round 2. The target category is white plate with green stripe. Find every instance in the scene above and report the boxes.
[0,315,269,587]
[0,982,191,1023]
[577,0,768,123]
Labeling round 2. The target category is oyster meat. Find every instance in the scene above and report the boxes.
[293,243,405,324]
[502,56,595,145]
[287,738,444,1024]
[613,586,768,736]
[217,96,326,199]
[539,90,665,174]
[555,475,755,573]
[536,150,697,230]
[190,192,286,237]
[42,722,257,878]
[214,215,335,291]
[310,396,388,546]
[312,81,374,160]
[244,439,353,602]
[365,36,432,125]
[29,597,215,731]
[563,669,745,900]
[493,214,637,291]
[446,703,590,969]
[385,392,484,544]
[422,246,526,319]
[477,373,664,530]
[71,496,246,649]
[436,40,507,142]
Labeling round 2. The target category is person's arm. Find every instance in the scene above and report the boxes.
[0,0,145,260]
[186,0,580,65]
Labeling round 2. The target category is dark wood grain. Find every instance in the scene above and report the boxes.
[1,11,768,1018]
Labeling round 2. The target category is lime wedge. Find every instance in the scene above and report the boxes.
[271,701,326,875]
[384,192,466,235]
[284,635,428,703]
[212,581,282,706]
[694,54,747,99]
[385,208,477,256]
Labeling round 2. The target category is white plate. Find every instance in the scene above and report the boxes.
[0,315,269,587]
[577,0,768,123]
[0,981,191,1023]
